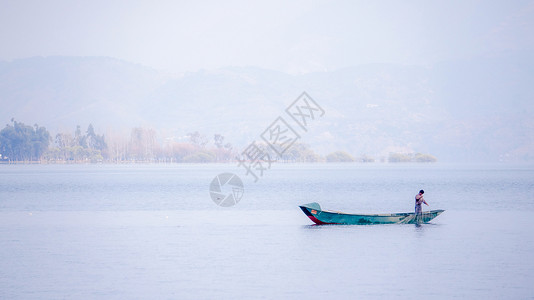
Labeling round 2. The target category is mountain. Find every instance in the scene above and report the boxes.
[0,56,165,129]
[1,55,532,162]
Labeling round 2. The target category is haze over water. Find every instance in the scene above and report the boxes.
[1,164,533,299]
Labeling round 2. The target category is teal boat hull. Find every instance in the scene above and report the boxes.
[299,202,444,225]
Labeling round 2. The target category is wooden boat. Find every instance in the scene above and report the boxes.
[299,202,444,225]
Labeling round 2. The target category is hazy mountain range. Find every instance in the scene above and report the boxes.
[1,55,532,162]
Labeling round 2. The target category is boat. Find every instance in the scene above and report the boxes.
[299,202,444,225]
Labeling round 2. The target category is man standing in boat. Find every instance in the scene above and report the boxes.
[415,190,429,215]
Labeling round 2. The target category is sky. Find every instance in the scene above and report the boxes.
[1,0,533,74]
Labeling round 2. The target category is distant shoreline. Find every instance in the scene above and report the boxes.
[0,160,438,165]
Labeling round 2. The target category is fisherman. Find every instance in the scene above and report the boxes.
[415,189,429,215]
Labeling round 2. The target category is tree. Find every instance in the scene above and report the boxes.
[188,131,208,148]
[74,125,87,148]
[105,129,128,162]
[414,153,437,162]
[0,120,50,161]
[388,153,412,163]
[130,127,158,161]
[32,124,50,160]
[86,124,106,151]
[326,151,355,162]
[214,134,224,149]
[387,152,437,163]
[46,124,107,162]
[55,133,73,160]
[165,142,197,162]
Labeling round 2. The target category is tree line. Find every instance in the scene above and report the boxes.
[0,120,238,163]
[0,119,50,161]
[325,151,437,163]
[0,120,437,163]
[45,124,107,163]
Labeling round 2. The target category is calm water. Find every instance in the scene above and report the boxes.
[1,163,533,299]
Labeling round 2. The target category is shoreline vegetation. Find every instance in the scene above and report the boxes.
[0,120,437,164]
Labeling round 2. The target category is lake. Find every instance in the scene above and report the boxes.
[1,163,533,299]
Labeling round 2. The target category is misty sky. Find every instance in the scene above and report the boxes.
[1,0,533,74]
